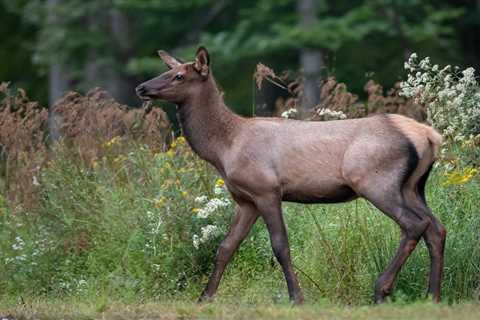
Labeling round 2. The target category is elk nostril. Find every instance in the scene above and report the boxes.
[136,85,147,94]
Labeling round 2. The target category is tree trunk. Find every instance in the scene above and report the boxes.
[297,0,323,118]
[107,8,136,105]
[85,11,104,89]
[84,8,136,105]
[47,0,69,141]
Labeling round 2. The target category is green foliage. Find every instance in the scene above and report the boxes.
[0,1,47,102]
[0,137,479,304]
[0,138,271,299]
[0,0,471,110]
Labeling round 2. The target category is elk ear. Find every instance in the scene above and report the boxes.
[194,46,210,77]
[158,50,181,69]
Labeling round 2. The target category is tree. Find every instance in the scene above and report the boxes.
[297,0,323,116]
[47,0,71,140]
[0,0,468,118]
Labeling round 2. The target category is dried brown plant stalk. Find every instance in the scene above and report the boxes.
[0,85,171,209]
[255,63,426,122]
[53,87,171,164]
[0,83,48,206]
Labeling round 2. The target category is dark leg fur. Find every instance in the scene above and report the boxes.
[411,162,446,302]
[199,204,258,302]
[256,197,304,304]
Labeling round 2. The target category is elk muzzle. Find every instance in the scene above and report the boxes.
[135,84,154,101]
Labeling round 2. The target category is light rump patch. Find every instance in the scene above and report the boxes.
[387,114,443,159]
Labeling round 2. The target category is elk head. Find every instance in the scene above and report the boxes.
[135,47,210,104]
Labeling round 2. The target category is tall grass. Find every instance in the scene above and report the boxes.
[0,138,478,304]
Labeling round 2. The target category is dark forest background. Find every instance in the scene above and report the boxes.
[1,0,479,115]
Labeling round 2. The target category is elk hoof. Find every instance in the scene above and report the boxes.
[374,290,391,304]
[197,293,213,304]
[292,293,305,305]
[374,295,386,304]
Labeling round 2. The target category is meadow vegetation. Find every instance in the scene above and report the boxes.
[0,55,479,318]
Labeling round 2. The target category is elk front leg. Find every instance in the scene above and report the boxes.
[256,196,304,304]
[198,202,258,303]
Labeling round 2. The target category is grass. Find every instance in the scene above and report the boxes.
[1,300,480,320]
[0,138,479,309]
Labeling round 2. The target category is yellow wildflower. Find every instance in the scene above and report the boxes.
[154,197,167,208]
[104,136,121,148]
[215,178,225,187]
[181,191,188,197]
[446,158,458,165]
[444,167,478,186]
[177,136,186,144]
[192,208,200,213]
[113,155,126,163]
[166,149,175,158]
[461,135,480,148]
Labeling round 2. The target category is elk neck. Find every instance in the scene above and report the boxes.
[176,75,243,170]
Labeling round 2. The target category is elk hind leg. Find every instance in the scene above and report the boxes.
[413,165,446,302]
[422,214,446,302]
[363,191,430,303]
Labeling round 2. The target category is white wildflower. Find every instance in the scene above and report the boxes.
[32,176,40,186]
[214,185,224,195]
[400,54,480,143]
[193,234,200,249]
[462,67,476,80]
[192,210,223,248]
[194,195,208,203]
[281,108,298,119]
[316,108,347,120]
[12,236,25,251]
[419,57,430,69]
[200,225,220,243]
[196,198,230,218]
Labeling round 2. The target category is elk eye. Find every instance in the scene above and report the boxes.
[174,74,184,81]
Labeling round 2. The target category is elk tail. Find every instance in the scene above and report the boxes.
[426,126,443,160]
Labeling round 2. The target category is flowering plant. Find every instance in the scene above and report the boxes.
[191,178,231,249]
[400,53,480,143]
[400,53,480,182]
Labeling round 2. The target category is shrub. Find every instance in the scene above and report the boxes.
[0,82,47,206]
[0,137,276,300]
[400,54,480,142]
[0,85,171,207]
[400,53,480,169]
[1,138,478,304]
[52,88,171,163]
[253,64,426,121]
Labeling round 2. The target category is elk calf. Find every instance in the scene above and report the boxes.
[136,47,446,304]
